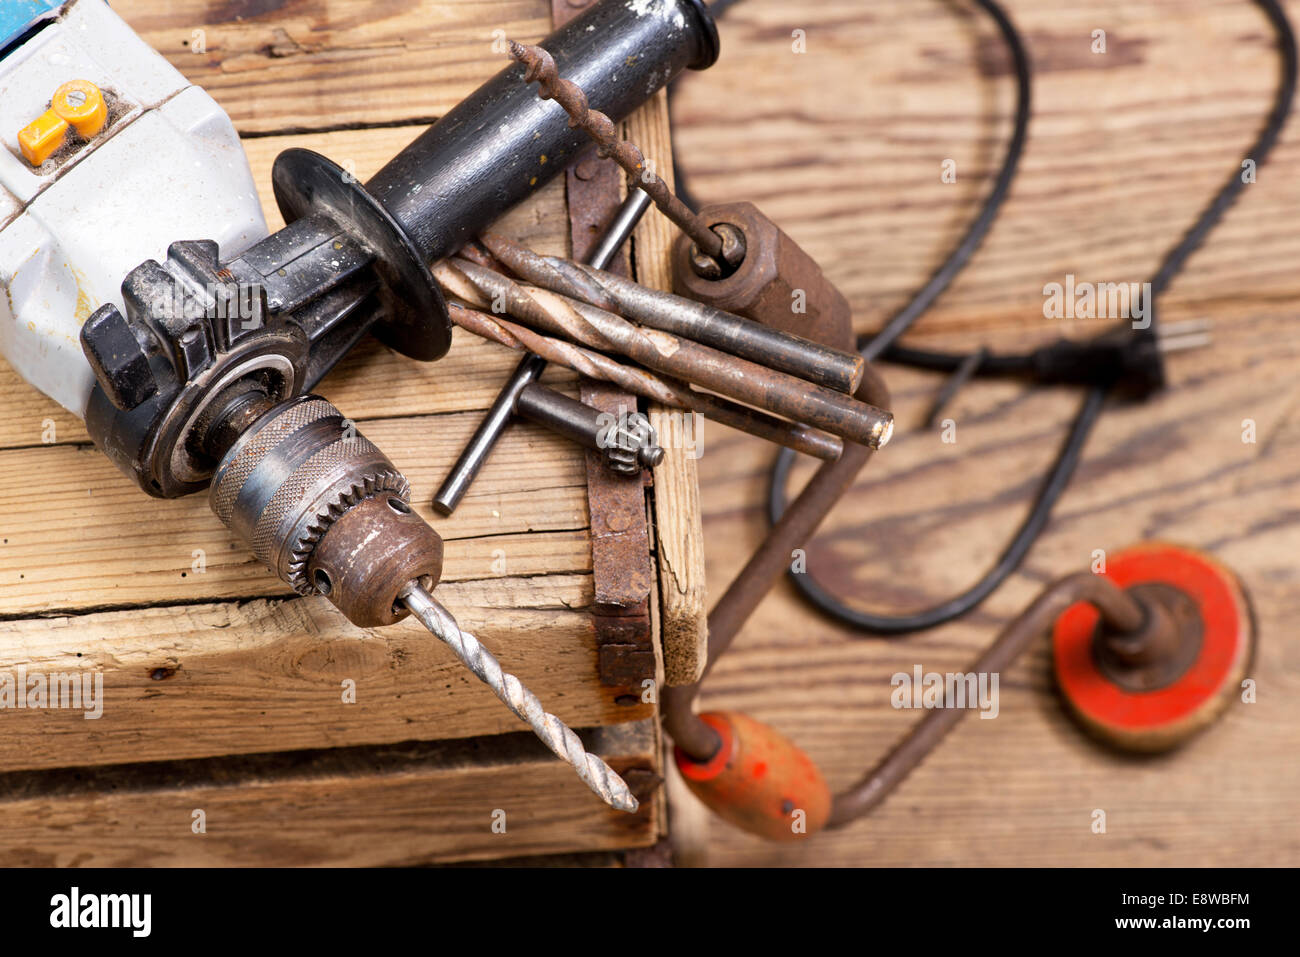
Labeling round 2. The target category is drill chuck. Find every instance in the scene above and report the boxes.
[210,394,444,627]
[209,393,635,810]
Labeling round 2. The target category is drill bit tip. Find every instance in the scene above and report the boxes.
[399,582,639,813]
[508,40,554,88]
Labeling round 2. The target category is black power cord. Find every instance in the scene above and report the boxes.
[759,0,1297,635]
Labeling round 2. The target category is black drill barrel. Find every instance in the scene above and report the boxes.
[81,0,718,500]
[366,0,718,264]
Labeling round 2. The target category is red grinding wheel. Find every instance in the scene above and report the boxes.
[1052,543,1255,752]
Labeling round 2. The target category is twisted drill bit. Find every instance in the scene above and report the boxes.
[438,256,894,449]
[476,232,864,395]
[508,40,738,269]
[439,259,842,458]
[443,297,843,461]
[398,582,638,813]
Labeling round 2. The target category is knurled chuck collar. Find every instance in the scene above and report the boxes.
[209,394,444,627]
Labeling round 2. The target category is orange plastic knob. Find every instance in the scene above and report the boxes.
[675,711,831,841]
[51,80,108,137]
[18,80,108,167]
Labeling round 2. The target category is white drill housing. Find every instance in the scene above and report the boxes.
[0,0,267,417]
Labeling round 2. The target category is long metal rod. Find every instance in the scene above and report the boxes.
[662,365,890,760]
[431,189,652,514]
[432,353,542,515]
[399,581,638,812]
[589,189,653,271]
[445,301,843,460]
[477,232,865,394]
[441,258,895,449]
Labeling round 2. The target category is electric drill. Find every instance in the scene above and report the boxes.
[0,0,718,807]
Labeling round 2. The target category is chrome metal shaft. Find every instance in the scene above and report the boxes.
[398,582,639,813]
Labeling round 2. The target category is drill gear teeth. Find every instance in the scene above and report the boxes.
[284,467,410,595]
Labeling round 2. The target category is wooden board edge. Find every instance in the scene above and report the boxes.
[625,92,710,686]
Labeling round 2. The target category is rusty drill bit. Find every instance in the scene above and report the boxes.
[442,295,844,461]
[509,40,741,272]
[399,582,638,813]
[439,257,894,450]
[477,232,865,394]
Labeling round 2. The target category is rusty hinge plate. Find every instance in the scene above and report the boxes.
[554,0,654,689]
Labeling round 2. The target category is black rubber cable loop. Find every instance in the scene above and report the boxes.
[766,0,1297,636]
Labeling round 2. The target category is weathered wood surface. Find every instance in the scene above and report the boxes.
[0,580,664,775]
[0,722,659,866]
[628,92,711,687]
[0,0,685,865]
[119,0,553,135]
[671,0,1300,865]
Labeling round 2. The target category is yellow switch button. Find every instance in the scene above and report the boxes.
[18,80,108,167]
[17,111,68,167]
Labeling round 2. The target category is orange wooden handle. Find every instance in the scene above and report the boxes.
[674,711,831,841]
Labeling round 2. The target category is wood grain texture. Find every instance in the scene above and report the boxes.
[115,0,553,134]
[0,722,659,866]
[670,0,1300,865]
[0,578,660,774]
[0,0,698,864]
[627,92,711,686]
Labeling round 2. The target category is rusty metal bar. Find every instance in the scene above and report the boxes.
[478,233,865,394]
[661,363,890,760]
[446,302,844,460]
[439,258,894,449]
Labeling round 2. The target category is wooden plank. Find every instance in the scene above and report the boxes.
[0,411,589,616]
[117,0,554,135]
[0,721,658,866]
[625,92,710,686]
[669,0,1300,865]
[671,0,1300,342]
[0,577,659,774]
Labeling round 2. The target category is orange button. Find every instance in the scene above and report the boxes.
[18,80,107,168]
[18,111,68,167]
[51,80,107,136]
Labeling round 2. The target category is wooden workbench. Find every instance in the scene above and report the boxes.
[3,0,1297,870]
[670,0,1300,865]
[0,0,703,866]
